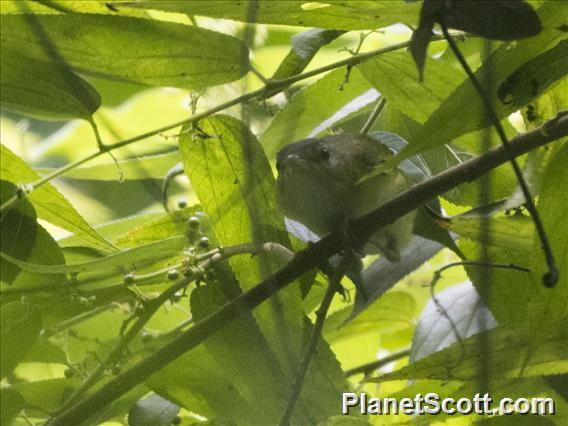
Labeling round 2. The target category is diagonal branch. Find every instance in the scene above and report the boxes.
[46,111,568,426]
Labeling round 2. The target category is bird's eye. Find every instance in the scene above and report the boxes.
[319,146,329,161]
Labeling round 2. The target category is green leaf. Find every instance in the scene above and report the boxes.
[21,338,68,364]
[117,1,421,31]
[498,40,568,109]
[1,181,66,291]
[411,282,496,362]
[113,207,204,248]
[35,151,180,181]
[179,115,345,422]
[0,13,249,90]
[360,52,465,123]
[397,3,567,161]
[0,0,150,16]
[523,140,568,366]
[147,344,259,423]
[0,51,101,121]
[128,393,179,426]
[1,219,66,292]
[0,388,25,426]
[439,214,535,253]
[1,236,186,275]
[443,0,541,41]
[0,181,37,284]
[0,301,42,378]
[189,284,291,424]
[0,144,116,252]
[324,291,416,343]
[368,320,568,383]
[11,378,80,413]
[272,28,344,80]
[261,67,373,158]
[58,212,173,247]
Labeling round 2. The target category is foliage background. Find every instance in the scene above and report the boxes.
[0,1,567,425]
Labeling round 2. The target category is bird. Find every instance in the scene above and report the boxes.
[276,133,416,262]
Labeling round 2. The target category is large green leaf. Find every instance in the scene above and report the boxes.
[324,291,416,343]
[411,282,496,362]
[523,141,568,371]
[0,144,116,252]
[11,378,81,413]
[188,284,292,424]
[498,40,568,110]
[1,181,37,284]
[440,214,535,254]
[117,0,421,31]
[261,67,373,158]
[0,388,25,426]
[397,3,567,161]
[147,343,261,423]
[360,52,465,124]
[35,151,180,181]
[0,13,249,90]
[0,51,101,121]
[179,115,345,422]
[0,0,148,16]
[368,320,568,383]
[1,236,186,275]
[0,301,42,378]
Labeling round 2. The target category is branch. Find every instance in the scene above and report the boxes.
[344,349,410,377]
[46,111,568,426]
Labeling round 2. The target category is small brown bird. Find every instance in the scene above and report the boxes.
[276,134,415,261]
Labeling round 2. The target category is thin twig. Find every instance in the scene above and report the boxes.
[360,97,386,136]
[250,65,269,84]
[344,349,410,377]
[441,22,558,288]
[279,259,347,426]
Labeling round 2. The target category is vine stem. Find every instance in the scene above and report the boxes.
[0,36,446,214]
[440,22,558,287]
[360,97,386,136]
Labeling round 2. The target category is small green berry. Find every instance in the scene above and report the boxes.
[198,236,210,249]
[188,216,200,229]
[64,368,75,378]
[124,273,135,285]
[167,269,180,281]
